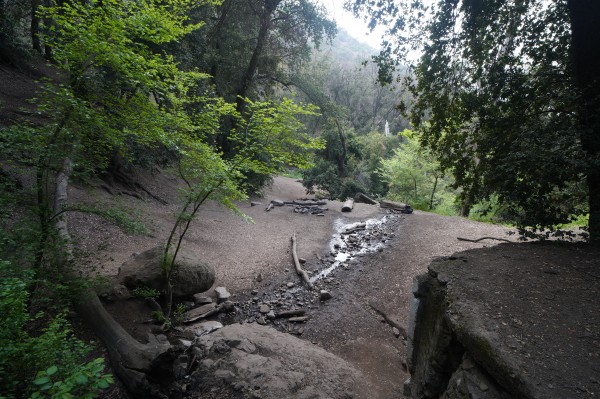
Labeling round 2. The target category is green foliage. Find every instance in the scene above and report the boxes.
[351,0,594,237]
[150,304,185,329]
[0,0,33,63]
[302,159,368,200]
[379,130,455,210]
[132,287,160,299]
[231,98,324,181]
[178,0,336,103]
[468,195,513,224]
[0,262,112,398]
[30,359,113,399]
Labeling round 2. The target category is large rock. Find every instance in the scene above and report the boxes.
[118,246,215,297]
[190,323,370,398]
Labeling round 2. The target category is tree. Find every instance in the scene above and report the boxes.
[179,0,336,106]
[349,0,598,240]
[379,130,452,210]
[0,0,231,395]
[162,97,322,318]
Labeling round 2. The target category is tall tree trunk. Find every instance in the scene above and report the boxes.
[208,0,232,97]
[0,0,6,43]
[31,0,41,52]
[566,0,600,243]
[235,0,282,113]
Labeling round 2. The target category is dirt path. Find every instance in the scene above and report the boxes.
[71,175,520,398]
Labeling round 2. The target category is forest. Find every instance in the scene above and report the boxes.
[0,0,597,397]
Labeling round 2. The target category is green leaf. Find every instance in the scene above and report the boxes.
[46,365,58,375]
[97,379,110,389]
[74,373,88,385]
[33,376,51,386]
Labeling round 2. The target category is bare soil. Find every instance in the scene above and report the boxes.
[64,172,600,399]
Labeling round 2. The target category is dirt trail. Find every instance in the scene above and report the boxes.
[71,175,522,398]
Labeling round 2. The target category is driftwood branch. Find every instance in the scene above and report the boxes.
[183,301,234,324]
[355,192,378,205]
[457,236,511,243]
[291,233,314,289]
[341,222,366,234]
[380,199,410,211]
[274,309,306,319]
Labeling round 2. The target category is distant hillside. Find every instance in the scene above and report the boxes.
[325,28,378,69]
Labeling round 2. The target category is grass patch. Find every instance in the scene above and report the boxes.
[71,204,149,235]
[281,168,303,179]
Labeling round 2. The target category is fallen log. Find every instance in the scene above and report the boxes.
[355,192,378,205]
[285,200,327,206]
[291,233,314,289]
[265,203,274,212]
[341,198,354,212]
[56,156,170,398]
[379,199,413,213]
[76,294,171,398]
[183,301,234,324]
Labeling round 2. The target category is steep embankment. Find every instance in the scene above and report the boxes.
[407,243,600,399]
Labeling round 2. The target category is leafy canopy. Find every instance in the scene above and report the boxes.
[349,0,589,233]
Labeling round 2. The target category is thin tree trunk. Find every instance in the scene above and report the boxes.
[53,157,74,259]
[566,0,600,243]
[0,0,6,45]
[429,175,438,210]
[42,0,52,60]
[334,118,347,177]
[31,0,41,52]
[413,177,418,201]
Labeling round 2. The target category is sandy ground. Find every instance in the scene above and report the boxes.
[69,174,384,291]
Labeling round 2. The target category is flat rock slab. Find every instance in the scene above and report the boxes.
[182,303,216,323]
[191,323,369,399]
[186,320,223,337]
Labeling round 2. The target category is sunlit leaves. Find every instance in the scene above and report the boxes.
[231,97,324,175]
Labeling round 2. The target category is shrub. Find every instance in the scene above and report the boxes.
[0,261,113,398]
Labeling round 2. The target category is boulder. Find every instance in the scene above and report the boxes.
[190,323,370,398]
[214,286,231,303]
[118,246,215,297]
